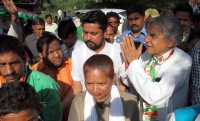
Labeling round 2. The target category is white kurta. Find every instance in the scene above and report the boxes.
[71,41,123,91]
[121,47,192,121]
[45,23,58,37]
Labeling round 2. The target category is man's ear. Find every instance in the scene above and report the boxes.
[103,29,108,37]
[144,15,147,22]
[32,25,35,30]
[74,31,77,35]
[104,28,108,35]
[112,74,116,84]
[167,38,176,48]
[38,53,43,59]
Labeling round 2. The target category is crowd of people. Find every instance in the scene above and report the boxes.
[0,0,200,121]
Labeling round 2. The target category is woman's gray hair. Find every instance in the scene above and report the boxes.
[146,16,182,47]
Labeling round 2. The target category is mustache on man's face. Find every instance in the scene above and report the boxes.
[4,72,17,78]
[131,24,138,28]
[85,40,94,44]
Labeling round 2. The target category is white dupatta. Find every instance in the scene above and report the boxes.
[84,85,125,121]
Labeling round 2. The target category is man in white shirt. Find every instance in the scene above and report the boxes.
[58,19,84,58]
[58,10,62,20]
[72,12,81,27]
[71,10,124,94]
[61,10,125,109]
[45,14,58,37]
[120,16,192,121]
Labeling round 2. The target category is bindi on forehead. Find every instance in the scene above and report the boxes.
[48,41,60,49]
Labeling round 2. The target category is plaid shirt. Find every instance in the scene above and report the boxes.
[190,40,200,105]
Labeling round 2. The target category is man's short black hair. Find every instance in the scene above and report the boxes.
[76,12,80,16]
[81,10,108,31]
[37,32,61,53]
[45,14,52,19]
[127,4,145,16]
[108,23,118,34]
[32,17,45,25]
[0,81,39,116]
[0,35,25,61]
[134,42,146,54]
[106,11,120,24]
[173,3,193,17]
[58,19,77,39]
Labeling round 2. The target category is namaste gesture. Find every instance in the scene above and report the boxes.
[120,35,143,65]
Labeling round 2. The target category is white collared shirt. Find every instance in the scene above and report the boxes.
[121,47,192,121]
[71,41,123,91]
[45,22,58,37]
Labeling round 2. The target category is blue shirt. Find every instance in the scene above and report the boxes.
[67,13,73,19]
[119,26,147,44]
[190,40,200,105]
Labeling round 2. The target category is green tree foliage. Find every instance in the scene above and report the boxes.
[39,0,189,18]
[86,0,189,9]
[42,0,87,12]
[40,0,88,18]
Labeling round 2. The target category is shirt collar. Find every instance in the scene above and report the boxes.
[69,40,78,50]
[34,60,46,71]
[45,22,53,26]
[127,26,147,37]
[153,48,174,64]
[31,33,37,40]
[58,58,70,71]
[183,28,191,37]
[31,33,39,40]
[141,26,147,36]
[63,39,78,52]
